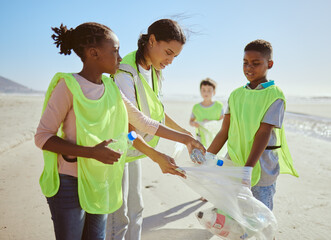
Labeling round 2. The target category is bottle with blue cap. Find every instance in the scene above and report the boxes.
[190,149,224,166]
[108,131,137,153]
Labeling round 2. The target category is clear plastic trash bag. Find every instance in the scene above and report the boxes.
[173,143,277,240]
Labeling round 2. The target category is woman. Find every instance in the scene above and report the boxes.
[108,19,194,240]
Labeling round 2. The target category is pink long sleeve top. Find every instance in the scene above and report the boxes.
[35,73,159,177]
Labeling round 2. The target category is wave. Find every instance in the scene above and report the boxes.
[285,112,331,142]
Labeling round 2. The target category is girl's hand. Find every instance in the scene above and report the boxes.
[91,139,122,164]
[192,121,200,128]
[184,135,206,155]
[182,128,194,137]
[152,152,186,178]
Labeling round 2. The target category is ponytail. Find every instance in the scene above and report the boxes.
[51,24,75,55]
[51,22,113,61]
[136,34,149,67]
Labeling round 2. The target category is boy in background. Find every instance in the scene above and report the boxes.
[207,39,298,210]
[190,78,224,147]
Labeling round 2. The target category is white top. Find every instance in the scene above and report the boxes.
[115,64,157,107]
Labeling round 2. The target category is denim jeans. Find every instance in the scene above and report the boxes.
[251,182,276,210]
[106,159,144,240]
[47,174,108,240]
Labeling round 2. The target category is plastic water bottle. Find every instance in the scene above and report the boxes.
[204,152,224,166]
[190,148,206,163]
[190,150,225,166]
[108,131,137,153]
[196,207,248,240]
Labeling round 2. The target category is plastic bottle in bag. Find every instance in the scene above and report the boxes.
[190,148,206,163]
[108,131,137,153]
[196,207,248,240]
[204,152,224,166]
[191,150,230,167]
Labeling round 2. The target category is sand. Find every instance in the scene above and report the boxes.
[0,94,330,240]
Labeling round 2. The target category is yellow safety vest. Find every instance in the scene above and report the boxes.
[116,51,165,162]
[192,101,223,146]
[39,72,129,214]
[228,84,299,186]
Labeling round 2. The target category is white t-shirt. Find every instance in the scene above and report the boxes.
[115,64,155,107]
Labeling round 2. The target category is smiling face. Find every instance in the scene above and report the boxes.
[96,32,122,74]
[147,35,184,70]
[243,50,273,87]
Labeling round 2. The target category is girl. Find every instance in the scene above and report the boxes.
[109,19,194,240]
[35,22,204,240]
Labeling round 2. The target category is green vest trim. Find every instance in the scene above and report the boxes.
[228,85,299,186]
[116,51,165,162]
[39,72,129,214]
[192,101,223,146]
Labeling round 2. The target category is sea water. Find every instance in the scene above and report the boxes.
[285,112,331,142]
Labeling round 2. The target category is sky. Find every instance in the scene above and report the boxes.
[1,0,331,98]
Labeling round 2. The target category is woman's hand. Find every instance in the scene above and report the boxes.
[192,121,200,128]
[151,151,186,178]
[183,135,206,155]
[91,139,122,165]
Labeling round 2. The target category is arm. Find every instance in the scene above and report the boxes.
[245,122,274,167]
[207,114,230,154]
[155,124,205,154]
[35,79,121,165]
[129,124,185,178]
[123,95,204,153]
[42,136,121,165]
[165,113,192,136]
[189,115,200,128]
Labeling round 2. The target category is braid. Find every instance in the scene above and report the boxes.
[51,22,113,61]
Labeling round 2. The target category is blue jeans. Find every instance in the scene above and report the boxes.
[47,174,108,240]
[251,182,276,210]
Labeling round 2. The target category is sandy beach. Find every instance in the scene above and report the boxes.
[0,94,330,240]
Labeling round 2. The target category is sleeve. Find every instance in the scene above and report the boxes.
[121,92,159,135]
[262,99,285,128]
[115,72,138,107]
[34,79,73,149]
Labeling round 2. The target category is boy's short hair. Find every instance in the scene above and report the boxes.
[244,39,273,60]
[200,78,217,90]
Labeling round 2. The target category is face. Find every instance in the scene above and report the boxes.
[148,36,184,70]
[200,85,215,101]
[96,32,122,74]
[243,50,273,85]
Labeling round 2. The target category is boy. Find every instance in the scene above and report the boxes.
[207,39,298,210]
[189,78,224,147]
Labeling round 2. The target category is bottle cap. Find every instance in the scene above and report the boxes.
[127,131,137,141]
[216,159,224,166]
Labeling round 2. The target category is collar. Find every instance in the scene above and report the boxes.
[244,80,275,89]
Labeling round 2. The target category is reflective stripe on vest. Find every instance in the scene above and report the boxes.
[228,85,299,186]
[117,51,165,162]
[39,72,129,214]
